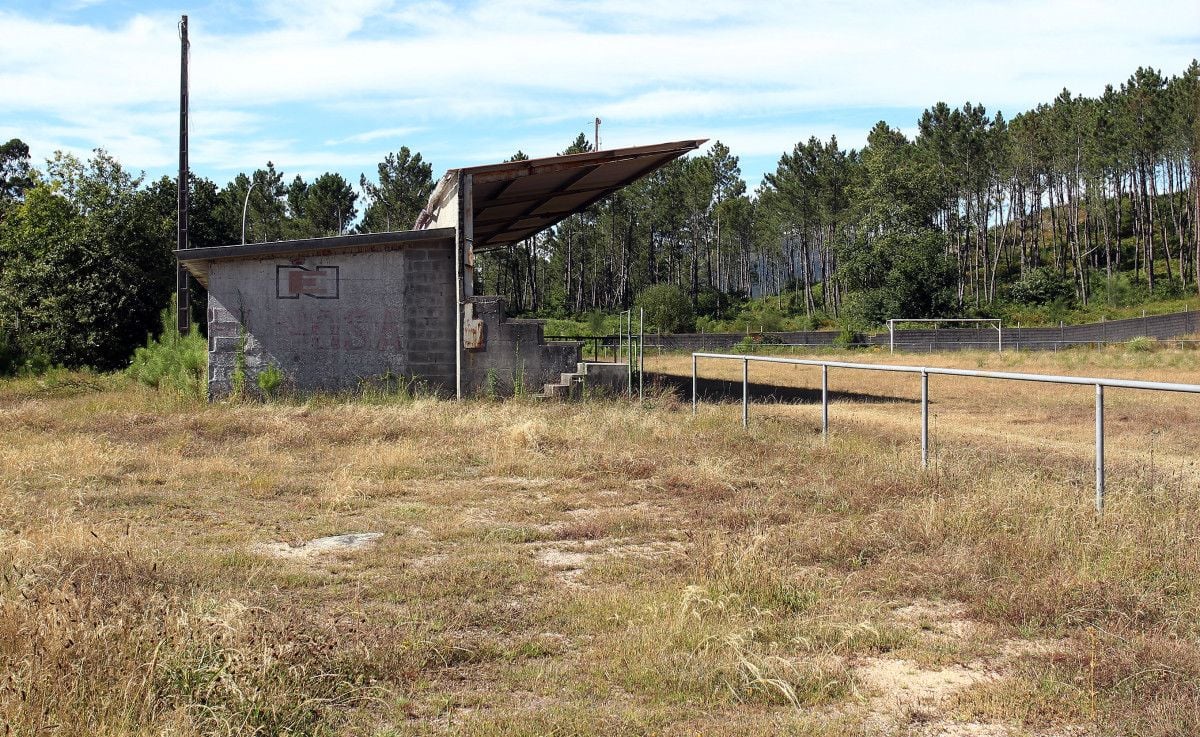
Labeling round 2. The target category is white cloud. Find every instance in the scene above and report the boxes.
[0,0,1196,184]
[323,126,425,145]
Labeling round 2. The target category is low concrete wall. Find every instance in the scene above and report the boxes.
[645,310,1200,354]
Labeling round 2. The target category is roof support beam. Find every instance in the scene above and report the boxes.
[475,180,634,214]
[478,164,601,247]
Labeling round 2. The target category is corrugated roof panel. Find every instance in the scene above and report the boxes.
[529,192,597,217]
[422,139,706,249]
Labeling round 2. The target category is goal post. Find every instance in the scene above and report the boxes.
[887,318,1003,353]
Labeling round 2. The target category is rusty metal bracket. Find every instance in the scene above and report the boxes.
[463,302,485,350]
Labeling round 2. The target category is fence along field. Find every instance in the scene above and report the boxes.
[3,343,1200,734]
[689,351,1200,513]
[652,346,1200,514]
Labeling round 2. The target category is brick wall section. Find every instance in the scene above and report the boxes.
[645,311,1199,353]
[206,243,456,398]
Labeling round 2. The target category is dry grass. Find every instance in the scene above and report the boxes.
[1,345,1199,735]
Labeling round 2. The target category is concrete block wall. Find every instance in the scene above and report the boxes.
[646,310,1198,354]
[462,296,580,396]
[206,243,457,398]
[647,330,839,353]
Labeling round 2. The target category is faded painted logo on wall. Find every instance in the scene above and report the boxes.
[277,265,339,299]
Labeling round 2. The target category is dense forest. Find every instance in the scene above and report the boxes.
[0,62,1196,370]
[478,62,1200,329]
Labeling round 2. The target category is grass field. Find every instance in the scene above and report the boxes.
[2,344,1200,736]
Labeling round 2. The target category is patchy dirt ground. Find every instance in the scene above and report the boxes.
[4,355,1200,735]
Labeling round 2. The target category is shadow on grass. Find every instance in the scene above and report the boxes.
[648,372,917,405]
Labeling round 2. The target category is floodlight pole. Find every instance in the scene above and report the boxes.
[241,181,257,244]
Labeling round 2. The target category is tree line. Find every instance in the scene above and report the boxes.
[478,61,1199,327]
[0,60,1196,370]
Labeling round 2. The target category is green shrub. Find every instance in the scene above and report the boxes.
[833,326,861,349]
[1008,267,1077,307]
[0,324,54,376]
[256,364,285,398]
[734,304,786,333]
[127,302,207,397]
[540,317,591,337]
[0,328,22,375]
[586,309,607,335]
[635,284,695,333]
[230,330,247,399]
[1126,336,1157,353]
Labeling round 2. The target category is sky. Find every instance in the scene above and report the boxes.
[1,0,1198,196]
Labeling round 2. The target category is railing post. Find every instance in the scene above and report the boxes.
[821,364,829,441]
[1095,383,1105,514]
[638,307,644,401]
[889,320,894,354]
[742,357,749,428]
[921,369,929,468]
[625,312,632,395]
[691,354,697,415]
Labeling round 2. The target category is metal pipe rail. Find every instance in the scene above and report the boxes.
[690,351,1200,514]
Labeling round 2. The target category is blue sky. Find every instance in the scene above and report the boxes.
[1,0,1197,196]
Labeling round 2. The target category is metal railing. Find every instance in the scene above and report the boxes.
[546,309,646,399]
[691,352,1200,514]
[619,308,645,399]
[544,334,626,363]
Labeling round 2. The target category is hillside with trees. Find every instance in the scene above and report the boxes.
[478,62,1199,330]
[0,61,1196,371]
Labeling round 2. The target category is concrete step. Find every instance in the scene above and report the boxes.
[542,382,569,399]
[537,372,585,401]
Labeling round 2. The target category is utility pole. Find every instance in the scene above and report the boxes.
[594,117,601,151]
[175,14,190,334]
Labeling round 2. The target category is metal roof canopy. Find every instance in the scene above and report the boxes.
[421,139,706,250]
